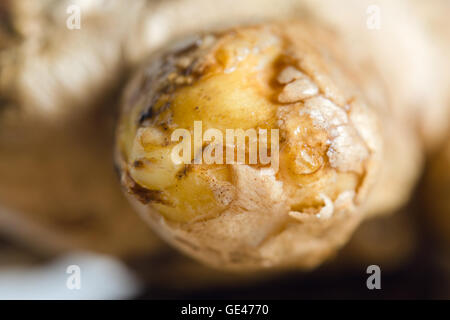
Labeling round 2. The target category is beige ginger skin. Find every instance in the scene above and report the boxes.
[116,22,424,270]
[1,0,448,272]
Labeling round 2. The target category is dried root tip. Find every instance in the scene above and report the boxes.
[277,66,305,84]
[277,65,319,103]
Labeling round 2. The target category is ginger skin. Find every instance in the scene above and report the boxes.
[116,22,423,270]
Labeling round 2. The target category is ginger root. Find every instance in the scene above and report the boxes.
[116,22,424,270]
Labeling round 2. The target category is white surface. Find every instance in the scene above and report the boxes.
[0,252,141,300]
